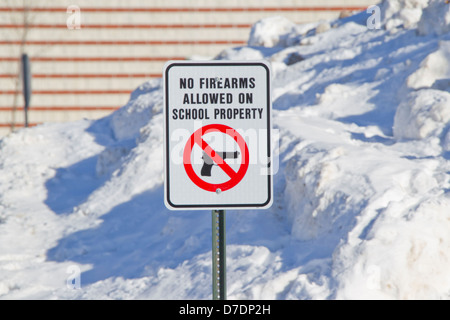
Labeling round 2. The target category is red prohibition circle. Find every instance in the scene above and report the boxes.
[183,124,249,192]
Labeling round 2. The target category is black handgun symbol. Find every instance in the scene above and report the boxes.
[201,151,240,177]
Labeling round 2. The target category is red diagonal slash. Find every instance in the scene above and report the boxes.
[196,137,237,179]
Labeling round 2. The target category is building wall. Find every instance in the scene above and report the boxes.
[0,0,376,137]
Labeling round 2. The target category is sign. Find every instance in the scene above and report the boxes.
[183,124,249,193]
[164,61,272,210]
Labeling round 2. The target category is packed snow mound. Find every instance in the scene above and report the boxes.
[248,16,299,47]
[247,15,328,48]
[0,0,450,300]
[406,40,450,90]
[380,0,450,33]
[110,78,163,141]
[380,0,430,30]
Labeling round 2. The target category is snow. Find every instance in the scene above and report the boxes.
[393,89,450,140]
[247,16,299,48]
[418,0,450,35]
[0,0,449,300]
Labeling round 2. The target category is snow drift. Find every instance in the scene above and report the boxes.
[0,0,449,299]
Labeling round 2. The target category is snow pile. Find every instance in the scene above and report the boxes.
[0,0,450,300]
[248,16,300,47]
[406,41,450,90]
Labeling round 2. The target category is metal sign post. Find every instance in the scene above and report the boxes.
[212,209,226,300]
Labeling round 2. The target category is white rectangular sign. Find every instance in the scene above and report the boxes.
[164,61,272,210]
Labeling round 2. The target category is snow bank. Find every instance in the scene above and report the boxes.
[393,89,450,141]
[380,0,430,30]
[418,0,450,35]
[247,15,325,48]
[380,0,450,34]
[334,195,450,300]
[248,16,301,47]
[110,79,163,141]
[393,8,450,145]
[406,41,450,90]
[284,144,372,242]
